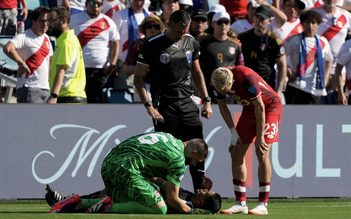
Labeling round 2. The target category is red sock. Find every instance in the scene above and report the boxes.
[233,179,246,202]
[259,182,270,203]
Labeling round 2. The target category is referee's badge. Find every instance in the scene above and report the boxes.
[160,53,171,64]
[185,51,192,63]
[260,44,267,51]
[229,47,235,54]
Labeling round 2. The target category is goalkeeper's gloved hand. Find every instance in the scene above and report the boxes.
[189,208,212,214]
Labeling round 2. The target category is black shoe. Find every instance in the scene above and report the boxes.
[45,184,68,207]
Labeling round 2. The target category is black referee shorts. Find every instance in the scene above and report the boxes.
[155,97,203,141]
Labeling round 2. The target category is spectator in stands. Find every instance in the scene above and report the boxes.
[269,0,305,43]
[179,0,193,15]
[124,15,164,102]
[189,9,208,39]
[70,0,120,103]
[0,0,28,35]
[112,0,152,103]
[220,0,247,23]
[313,0,351,104]
[284,10,333,104]
[230,0,258,35]
[159,0,179,28]
[103,0,125,18]
[47,6,87,104]
[238,5,287,98]
[62,0,86,15]
[336,39,351,105]
[199,11,243,103]
[3,6,53,103]
[205,4,226,35]
[124,15,164,74]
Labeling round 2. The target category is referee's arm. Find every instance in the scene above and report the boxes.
[134,62,149,104]
[191,60,213,119]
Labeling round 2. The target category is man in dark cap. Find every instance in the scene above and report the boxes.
[238,5,287,99]
[189,9,208,38]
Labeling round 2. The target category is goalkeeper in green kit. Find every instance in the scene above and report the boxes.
[50,132,213,214]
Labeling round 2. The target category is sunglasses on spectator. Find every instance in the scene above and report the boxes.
[216,20,230,25]
[47,17,62,23]
[88,0,103,7]
[145,23,161,30]
[194,18,207,23]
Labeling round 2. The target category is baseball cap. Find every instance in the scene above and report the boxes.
[208,4,226,14]
[161,0,178,4]
[212,11,230,22]
[179,0,193,6]
[248,0,260,8]
[255,5,272,19]
[192,9,207,20]
[283,0,305,10]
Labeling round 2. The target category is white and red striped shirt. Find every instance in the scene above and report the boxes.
[70,12,120,68]
[230,18,254,35]
[300,0,344,10]
[112,8,152,62]
[337,39,351,95]
[10,29,53,89]
[284,34,333,95]
[269,18,303,42]
[103,0,125,18]
[313,7,351,65]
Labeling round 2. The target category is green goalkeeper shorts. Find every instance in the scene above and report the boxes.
[101,162,163,206]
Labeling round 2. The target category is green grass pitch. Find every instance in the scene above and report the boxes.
[1,198,351,219]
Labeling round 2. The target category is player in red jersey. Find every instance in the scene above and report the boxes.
[211,66,283,215]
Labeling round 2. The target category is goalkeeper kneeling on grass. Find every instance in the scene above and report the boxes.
[48,132,222,214]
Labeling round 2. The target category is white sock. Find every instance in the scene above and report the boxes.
[236,201,247,206]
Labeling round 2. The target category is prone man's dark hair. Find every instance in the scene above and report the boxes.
[299,10,322,25]
[202,193,222,213]
[31,6,50,21]
[49,6,71,25]
[169,10,191,27]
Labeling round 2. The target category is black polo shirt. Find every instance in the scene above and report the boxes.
[238,29,285,89]
[137,31,201,100]
[199,36,242,101]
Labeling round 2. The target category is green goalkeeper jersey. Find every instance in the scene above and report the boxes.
[102,132,186,186]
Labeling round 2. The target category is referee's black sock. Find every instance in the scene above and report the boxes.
[189,160,205,192]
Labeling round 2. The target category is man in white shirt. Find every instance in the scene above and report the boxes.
[335,39,351,104]
[284,10,333,104]
[3,6,53,103]
[62,0,86,15]
[269,0,305,42]
[103,0,125,18]
[313,0,351,104]
[112,0,152,100]
[70,0,120,103]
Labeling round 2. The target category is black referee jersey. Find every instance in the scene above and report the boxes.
[137,31,201,100]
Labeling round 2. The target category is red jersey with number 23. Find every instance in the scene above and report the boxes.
[215,66,282,113]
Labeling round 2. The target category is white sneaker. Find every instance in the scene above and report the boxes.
[248,203,268,215]
[220,204,248,214]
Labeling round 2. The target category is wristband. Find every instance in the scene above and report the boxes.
[51,93,58,98]
[230,127,240,145]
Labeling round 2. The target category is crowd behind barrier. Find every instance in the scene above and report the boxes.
[0,0,350,104]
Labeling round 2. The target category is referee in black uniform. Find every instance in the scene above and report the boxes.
[134,10,213,192]
[238,5,287,97]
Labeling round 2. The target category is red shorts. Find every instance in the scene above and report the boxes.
[237,105,283,144]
